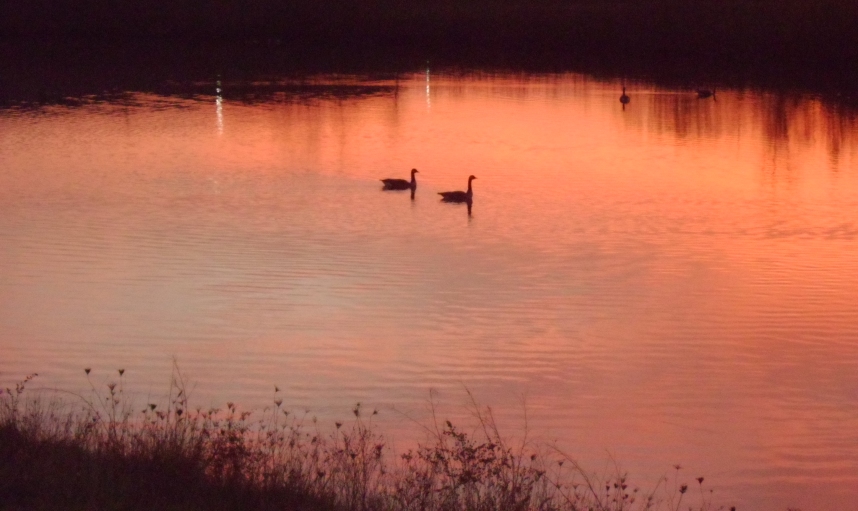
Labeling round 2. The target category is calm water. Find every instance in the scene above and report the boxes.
[2,72,857,510]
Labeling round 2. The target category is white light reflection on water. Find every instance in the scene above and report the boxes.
[215,79,223,134]
[426,63,431,109]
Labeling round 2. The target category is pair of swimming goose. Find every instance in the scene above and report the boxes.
[381,169,476,203]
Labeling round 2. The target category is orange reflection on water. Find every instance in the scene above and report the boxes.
[1,74,857,511]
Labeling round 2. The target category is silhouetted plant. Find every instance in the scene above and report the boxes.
[0,369,734,511]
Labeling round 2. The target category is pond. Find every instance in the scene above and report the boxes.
[1,71,857,510]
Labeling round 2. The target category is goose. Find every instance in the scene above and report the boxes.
[439,175,476,203]
[697,87,715,99]
[381,168,418,190]
[620,86,630,105]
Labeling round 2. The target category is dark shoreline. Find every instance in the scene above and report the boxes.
[2,0,858,106]
[2,40,857,113]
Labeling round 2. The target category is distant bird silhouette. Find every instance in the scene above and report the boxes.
[620,86,630,106]
[381,168,418,191]
[439,175,476,203]
[697,87,715,99]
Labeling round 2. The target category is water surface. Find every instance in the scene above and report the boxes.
[1,73,857,511]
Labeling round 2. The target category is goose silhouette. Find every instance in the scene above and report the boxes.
[381,168,418,191]
[439,175,476,203]
[697,87,715,99]
[620,86,630,105]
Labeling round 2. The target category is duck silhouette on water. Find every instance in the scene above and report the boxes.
[620,86,630,109]
[697,87,716,99]
[438,175,476,203]
[381,168,418,191]
[439,175,476,216]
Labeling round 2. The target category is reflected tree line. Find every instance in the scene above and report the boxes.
[623,88,858,170]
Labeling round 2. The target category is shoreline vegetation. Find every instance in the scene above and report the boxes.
[1,0,858,104]
[0,369,732,511]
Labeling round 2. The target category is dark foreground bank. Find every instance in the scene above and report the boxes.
[2,0,858,91]
[0,372,729,511]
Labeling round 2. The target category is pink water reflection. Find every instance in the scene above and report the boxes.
[1,73,857,510]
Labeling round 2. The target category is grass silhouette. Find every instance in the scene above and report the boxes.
[1,368,731,511]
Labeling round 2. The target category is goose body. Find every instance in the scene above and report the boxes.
[697,87,715,99]
[381,168,418,190]
[439,175,476,203]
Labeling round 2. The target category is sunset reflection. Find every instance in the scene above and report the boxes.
[1,73,857,511]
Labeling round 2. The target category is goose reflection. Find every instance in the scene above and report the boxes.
[380,168,418,199]
[439,197,473,216]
